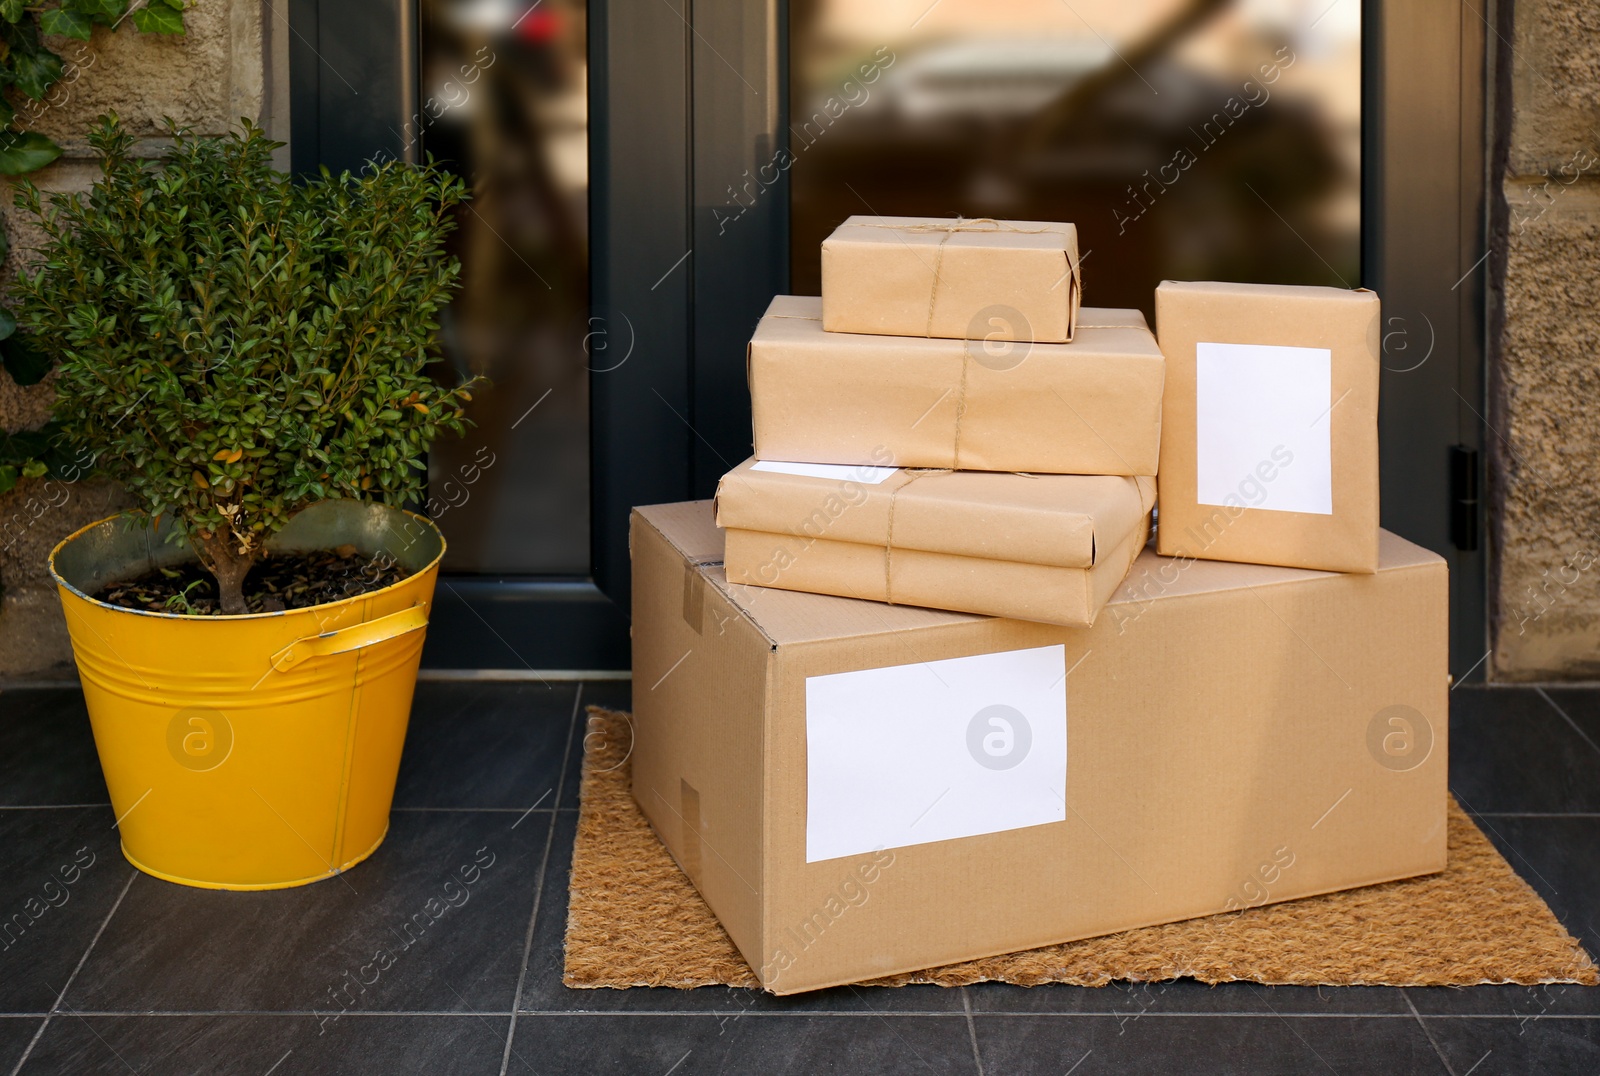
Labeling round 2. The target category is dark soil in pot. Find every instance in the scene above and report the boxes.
[94,546,409,615]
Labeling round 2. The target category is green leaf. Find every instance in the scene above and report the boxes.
[12,46,64,100]
[40,9,94,39]
[0,466,17,496]
[71,0,128,20]
[2,333,52,386]
[131,2,184,33]
[20,459,46,479]
[0,131,63,174]
[0,0,25,22]
[0,307,15,342]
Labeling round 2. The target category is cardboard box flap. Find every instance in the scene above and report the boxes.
[636,499,726,565]
[716,458,1156,569]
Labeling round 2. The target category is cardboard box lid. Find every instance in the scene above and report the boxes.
[716,458,1155,569]
[641,500,1445,646]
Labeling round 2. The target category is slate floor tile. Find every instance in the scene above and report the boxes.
[1405,982,1600,1019]
[1449,687,1600,815]
[63,809,551,1015]
[964,978,1412,1016]
[0,1017,43,1073]
[971,1012,1446,1075]
[1422,1014,1600,1076]
[393,681,578,810]
[19,1014,512,1076]
[0,807,134,1014]
[505,1013,978,1075]
[0,687,109,806]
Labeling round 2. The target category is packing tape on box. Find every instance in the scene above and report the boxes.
[680,556,722,633]
[852,217,1081,338]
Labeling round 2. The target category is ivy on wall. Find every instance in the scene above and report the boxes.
[0,0,186,493]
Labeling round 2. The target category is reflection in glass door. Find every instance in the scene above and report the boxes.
[788,0,1361,319]
[418,0,590,575]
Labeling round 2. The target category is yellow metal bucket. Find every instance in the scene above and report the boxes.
[47,500,445,890]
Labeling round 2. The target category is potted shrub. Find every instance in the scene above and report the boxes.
[15,115,479,889]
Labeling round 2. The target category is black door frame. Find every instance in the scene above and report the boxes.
[289,0,631,674]
[291,0,1490,679]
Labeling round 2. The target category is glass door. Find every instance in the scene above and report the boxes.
[294,0,1487,676]
[787,0,1361,316]
[415,0,591,577]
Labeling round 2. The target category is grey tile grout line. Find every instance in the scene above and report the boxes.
[500,681,584,1075]
[390,807,573,814]
[4,1008,1600,1020]
[1403,989,1461,1076]
[1471,812,1600,818]
[9,869,137,1076]
[1535,688,1600,760]
[501,1010,1600,1019]
[959,987,985,1075]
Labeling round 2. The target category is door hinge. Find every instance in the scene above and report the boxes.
[1450,445,1479,552]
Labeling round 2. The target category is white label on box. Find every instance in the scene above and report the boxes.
[752,459,898,485]
[805,644,1067,864]
[1195,342,1333,516]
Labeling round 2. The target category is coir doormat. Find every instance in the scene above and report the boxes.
[564,708,1597,990]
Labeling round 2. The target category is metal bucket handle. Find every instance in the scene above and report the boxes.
[269,604,430,673]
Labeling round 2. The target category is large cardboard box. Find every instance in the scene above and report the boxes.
[820,215,1082,342]
[716,457,1155,627]
[749,297,1164,475]
[631,501,1448,994]
[1155,281,1381,573]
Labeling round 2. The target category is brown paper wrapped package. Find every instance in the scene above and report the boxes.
[749,296,1165,475]
[716,458,1156,627]
[1155,281,1380,573]
[820,215,1082,341]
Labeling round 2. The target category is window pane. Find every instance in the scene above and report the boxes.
[788,0,1361,317]
[419,0,590,574]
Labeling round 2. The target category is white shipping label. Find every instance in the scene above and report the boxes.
[1195,342,1334,516]
[751,460,898,484]
[805,644,1067,864]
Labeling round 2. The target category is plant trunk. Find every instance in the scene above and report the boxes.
[197,530,258,615]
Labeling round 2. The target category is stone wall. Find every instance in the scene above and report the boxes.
[0,3,266,677]
[1490,0,1600,679]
